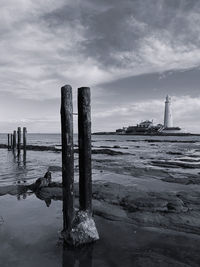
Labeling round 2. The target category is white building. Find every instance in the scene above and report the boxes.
[164,95,173,128]
[162,95,181,133]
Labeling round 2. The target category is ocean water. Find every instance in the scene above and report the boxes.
[0,133,200,186]
[1,133,200,266]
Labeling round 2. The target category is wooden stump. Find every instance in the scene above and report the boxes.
[7,134,10,149]
[78,87,92,213]
[61,85,74,240]
[23,127,27,153]
[17,127,21,154]
[13,131,16,150]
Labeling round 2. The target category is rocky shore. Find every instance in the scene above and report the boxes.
[36,182,200,236]
[0,144,129,156]
[1,171,200,236]
[1,165,200,266]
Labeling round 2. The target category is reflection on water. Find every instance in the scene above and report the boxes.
[62,245,93,267]
[35,190,52,207]
[1,188,200,266]
[23,151,26,167]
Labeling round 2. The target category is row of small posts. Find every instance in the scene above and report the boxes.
[7,127,27,154]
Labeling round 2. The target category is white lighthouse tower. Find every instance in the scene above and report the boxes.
[164,95,173,128]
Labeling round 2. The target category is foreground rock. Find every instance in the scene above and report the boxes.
[62,210,99,247]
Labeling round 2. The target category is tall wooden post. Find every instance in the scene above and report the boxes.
[78,87,92,213]
[61,85,74,236]
[7,134,10,149]
[17,127,21,154]
[13,131,16,150]
[11,134,13,149]
[23,127,27,153]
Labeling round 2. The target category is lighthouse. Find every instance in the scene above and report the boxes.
[164,95,173,128]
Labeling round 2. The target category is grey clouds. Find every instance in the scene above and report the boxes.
[0,0,200,132]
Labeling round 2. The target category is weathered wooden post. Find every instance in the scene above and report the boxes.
[7,134,10,149]
[61,84,99,246]
[17,127,21,154]
[61,85,74,242]
[78,87,92,213]
[23,127,27,153]
[13,131,16,150]
[11,134,13,149]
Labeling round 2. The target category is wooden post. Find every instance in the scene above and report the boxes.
[61,85,74,236]
[7,134,10,149]
[11,134,13,149]
[13,131,16,150]
[23,127,27,153]
[78,87,92,213]
[17,127,21,154]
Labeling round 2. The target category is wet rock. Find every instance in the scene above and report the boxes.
[167,152,183,155]
[113,145,128,149]
[0,144,7,149]
[26,145,60,152]
[99,145,113,148]
[92,149,129,156]
[37,186,63,200]
[48,166,62,172]
[179,158,200,163]
[98,145,128,149]
[92,199,131,222]
[145,140,197,143]
[151,160,200,169]
[28,171,52,191]
[162,177,200,185]
[62,210,99,247]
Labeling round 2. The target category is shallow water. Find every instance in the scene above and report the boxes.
[1,194,200,267]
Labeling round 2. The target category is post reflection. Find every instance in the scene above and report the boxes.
[13,149,17,163]
[23,151,26,167]
[16,184,30,200]
[9,145,28,200]
[17,152,21,167]
[62,244,93,267]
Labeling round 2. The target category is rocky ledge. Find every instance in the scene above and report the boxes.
[1,171,200,236]
[34,180,200,236]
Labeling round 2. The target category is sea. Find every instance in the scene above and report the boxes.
[0,133,200,266]
[0,133,200,186]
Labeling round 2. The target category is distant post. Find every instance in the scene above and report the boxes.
[17,127,21,154]
[11,134,13,149]
[7,134,10,149]
[61,85,74,238]
[23,127,27,153]
[13,131,16,150]
[78,87,92,213]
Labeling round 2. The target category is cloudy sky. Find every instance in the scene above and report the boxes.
[0,0,200,133]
